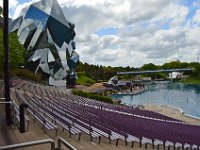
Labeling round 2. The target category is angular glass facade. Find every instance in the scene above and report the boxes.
[9,0,79,87]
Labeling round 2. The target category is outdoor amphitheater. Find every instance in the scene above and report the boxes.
[1,78,199,150]
[1,0,200,149]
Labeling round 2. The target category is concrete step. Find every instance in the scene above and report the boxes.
[13,130,52,150]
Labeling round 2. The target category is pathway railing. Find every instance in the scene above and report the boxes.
[0,139,55,150]
[58,137,77,150]
[0,137,77,150]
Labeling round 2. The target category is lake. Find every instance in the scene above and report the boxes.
[111,81,200,118]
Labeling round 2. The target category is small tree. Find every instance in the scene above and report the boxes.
[0,28,26,74]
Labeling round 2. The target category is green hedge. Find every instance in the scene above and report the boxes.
[72,89,113,104]
[76,72,96,85]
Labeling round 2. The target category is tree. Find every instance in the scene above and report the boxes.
[0,28,26,76]
[191,63,200,76]
[9,31,25,69]
[141,63,157,70]
[162,61,181,69]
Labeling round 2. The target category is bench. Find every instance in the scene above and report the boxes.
[110,131,127,146]
[74,122,101,142]
[28,106,58,136]
[91,125,112,144]
[36,103,81,139]
[153,139,163,149]
[141,137,153,149]
[52,113,81,138]
[127,134,140,147]
[164,140,174,150]
[184,143,191,149]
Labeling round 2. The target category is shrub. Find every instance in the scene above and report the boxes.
[72,89,113,104]
[11,69,44,83]
[76,72,96,85]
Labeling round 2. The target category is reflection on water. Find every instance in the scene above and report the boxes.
[111,81,200,118]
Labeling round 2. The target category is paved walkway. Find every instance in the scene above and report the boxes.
[0,84,18,146]
[0,105,10,146]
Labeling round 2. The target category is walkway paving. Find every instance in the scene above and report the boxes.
[0,83,18,146]
[0,103,18,146]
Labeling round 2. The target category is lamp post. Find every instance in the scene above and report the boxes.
[3,0,12,125]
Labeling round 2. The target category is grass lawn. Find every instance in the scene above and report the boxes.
[181,76,200,84]
[76,73,96,85]
[72,89,113,103]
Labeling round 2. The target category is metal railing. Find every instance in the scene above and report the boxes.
[0,138,77,150]
[0,102,12,104]
[58,137,77,150]
[0,139,55,150]
[1,97,77,150]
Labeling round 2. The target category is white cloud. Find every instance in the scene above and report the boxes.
[10,0,200,67]
[0,0,18,9]
[193,0,200,8]
[10,0,18,9]
[192,9,200,25]
[152,3,188,27]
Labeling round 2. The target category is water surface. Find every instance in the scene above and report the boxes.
[111,81,200,118]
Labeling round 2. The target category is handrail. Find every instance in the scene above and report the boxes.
[0,98,12,104]
[0,139,55,150]
[0,102,12,104]
[58,137,77,150]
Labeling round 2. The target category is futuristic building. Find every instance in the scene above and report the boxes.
[9,0,79,87]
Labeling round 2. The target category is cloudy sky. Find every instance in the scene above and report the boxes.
[1,0,200,67]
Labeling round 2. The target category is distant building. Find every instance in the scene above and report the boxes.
[168,72,182,79]
[107,76,118,86]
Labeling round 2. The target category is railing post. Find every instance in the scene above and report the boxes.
[19,103,28,133]
[58,138,62,150]
[51,140,55,150]
[3,0,12,126]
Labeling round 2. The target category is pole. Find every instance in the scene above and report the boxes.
[19,103,28,133]
[3,0,12,125]
[170,72,172,81]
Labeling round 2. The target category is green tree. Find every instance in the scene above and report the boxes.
[162,60,181,69]
[141,63,158,70]
[9,31,25,69]
[191,63,200,76]
[0,28,26,77]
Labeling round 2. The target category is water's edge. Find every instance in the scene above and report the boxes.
[145,104,200,121]
[111,82,200,119]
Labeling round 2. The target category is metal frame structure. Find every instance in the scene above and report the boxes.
[117,68,193,75]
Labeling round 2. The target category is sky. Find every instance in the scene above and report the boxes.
[1,0,200,67]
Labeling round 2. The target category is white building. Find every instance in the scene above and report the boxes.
[168,72,182,79]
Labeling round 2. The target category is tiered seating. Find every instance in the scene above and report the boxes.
[15,89,58,135]
[11,79,200,149]
[60,92,183,123]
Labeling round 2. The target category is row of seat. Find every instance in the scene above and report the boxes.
[11,79,200,149]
